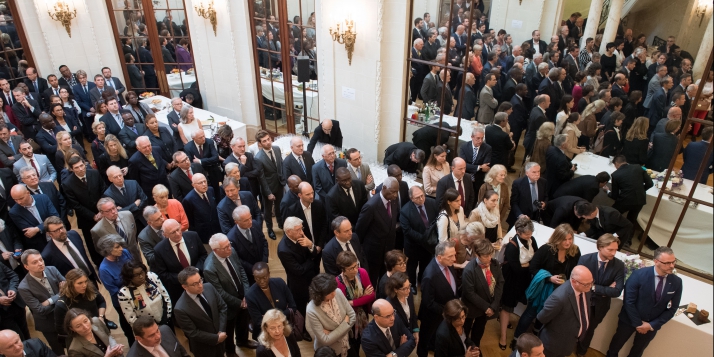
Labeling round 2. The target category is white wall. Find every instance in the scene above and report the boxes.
[490,0,549,45]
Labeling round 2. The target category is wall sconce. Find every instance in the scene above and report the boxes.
[47,1,77,38]
[329,20,357,65]
[696,1,709,27]
[194,0,217,36]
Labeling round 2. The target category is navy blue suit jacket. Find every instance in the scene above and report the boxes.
[282,152,315,183]
[283,198,329,247]
[578,252,625,301]
[619,266,682,331]
[216,191,262,234]
[184,138,221,168]
[226,225,269,281]
[312,158,347,200]
[419,258,459,322]
[682,140,713,184]
[102,180,147,222]
[647,87,668,127]
[545,146,574,195]
[34,127,65,161]
[72,82,96,114]
[321,234,367,277]
[361,317,416,357]
[152,231,207,303]
[128,147,169,199]
[41,230,98,283]
[31,181,67,221]
[99,112,124,136]
[9,194,59,251]
[182,187,221,243]
[509,94,528,127]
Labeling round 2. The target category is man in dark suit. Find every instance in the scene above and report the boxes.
[18,166,67,227]
[312,144,347,201]
[564,45,580,79]
[127,316,190,357]
[611,73,628,106]
[508,162,547,226]
[283,136,315,183]
[455,73,477,121]
[362,299,417,357]
[400,186,438,290]
[485,113,514,168]
[606,247,682,357]
[383,142,424,175]
[117,112,145,158]
[647,77,673,131]
[283,182,329,250]
[168,151,204,202]
[138,206,164,268]
[9,186,59,252]
[509,82,529,149]
[204,234,257,352]
[182,173,221,244]
[436,69,454,115]
[420,64,440,104]
[524,92,548,156]
[306,119,343,153]
[321,216,367,276]
[606,155,654,239]
[18,250,66,355]
[410,39,428,103]
[545,196,586,230]
[101,67,126,105]
[255,130,285,239]
[184,130,223,200]
[418,241,459,357]
[34,114,63,161]
[277,216,320,315]
[103,165,147,226]
[98,98,125,136]
[411,18,424,43]
[245,263,297,340]
[71,72,96,136]
[41,75,71,111]
[526,30,548,55]
[128,136,170,204]
[540,69,565,122]
[435,158,475,212]
[579,204,633,248]
[217,177,261,234]
[280,175,302,224]
[223,137,262,201]
[682,127,713,184]
[41,216,98,285]
[174,267,227,357]
[137,38,158,90]
[459,127,492,193]
[0,126,23,168]
[0,332,56,357]
[576,234,625,356]
[537,265,592,357]
[545,134,576,195]
[227,205,268,285]
[373,166,410,249]
[152,219,207,303]
[553,172,610,202]
[23,68,48,99]
[325,167,368,226]
[355,177,400,285]
[11,88,41,140]
[502,68,523,106]
[411,122,452,158]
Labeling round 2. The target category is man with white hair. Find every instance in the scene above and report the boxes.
[89,196,141,262]
[312,144,347,201]
[153,218,207,303]
[307,118,343,152]
[411,38,429,102]
[227,205,268,285]
[128,136,169,203]
[166,97,182,139]
[138,206,165,267]
[546,134,576,195]
[216,176,261,234]
[183,129,222,200]
[283,136,315,183]
[103,165,147,226]
[168,151,205,202]
[204,234,257,353]
[277,216,319,314]
[223,137,261,200]
[507,161,547,226]
[182,173,221,244]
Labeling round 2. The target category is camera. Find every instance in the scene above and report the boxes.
[533,200,544,210]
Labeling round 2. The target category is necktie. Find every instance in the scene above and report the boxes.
[345,242,353,253]
[157,229,164,239]
[298,156,306,174]
[83,85,87,94]
[26,206,42,224]
[202,194,209,206]
[472,146,478,164]
[594,217,602,230]
[354,166,361,180]
[226,259,243,294]
[481,264,495,296]
[33,81,38,93]
[120,187,126,196]
[597,261,606,285]
[386,327,395,350]
[198,144,204,158]
[443,266,454,293]
[130,126,137,134]
[30,159,39,176]
[6,140,14,154]
[147,155,157,169]
[386,201,392,218]
[346,188,355,206]
[457,179,465,209]
[268,150,276,167]
[176,242,189,268]
[328,163,333,174]
[245,228,253,243]
[65,242,90,275]
[115,114,124,129]
[418,206,429,227]
[186,170,192,180]
[655,275,665,303]
[198,294,213,318]
[54,88,58,95]
[578,292,589,341]
[81,177,87,185]
[5,94,9,104]
[530,182,538,209]
[115,221,126,240]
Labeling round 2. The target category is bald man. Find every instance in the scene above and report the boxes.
[182,173,221,244]
[283,182,329,250]
[152,219,207,303]
[307,119,343,153]
[455,72,477,120]
[280,175,303,222]
[103,165,147,226]
[312,144,347,201]
[128,136,169,203]
[0,330,55,357]
[537,265,593,357]
[361,299,416,357]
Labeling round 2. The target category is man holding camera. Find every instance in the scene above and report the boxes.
[508,161,547,226]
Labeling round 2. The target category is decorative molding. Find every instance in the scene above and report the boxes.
[81,0,104,69]
[31,0,57,70]
[223,1,242,108]
[374,0,384,143]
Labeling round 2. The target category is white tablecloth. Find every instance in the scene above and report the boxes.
[405,105,478,144]
[260,76,319,120]
[504,223,713,357]
[140,95,247,142]
[571,153,714,274]
[166,72,197,97]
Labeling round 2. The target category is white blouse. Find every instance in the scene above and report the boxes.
[270,336,291,357]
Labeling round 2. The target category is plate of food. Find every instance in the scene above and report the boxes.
[186,68,194,75]
[140,92,155,99]
[171,69,181,74]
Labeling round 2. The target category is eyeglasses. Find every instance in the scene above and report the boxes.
[655,259,676,266]
[344,265,359,272]
[186,278,204,288]
[375,311,395,319]
[396,259,408,267]
[573,279,594,288]
[47,226,66,233]
[398,284,412,291]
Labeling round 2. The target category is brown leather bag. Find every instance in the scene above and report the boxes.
[286,308,308,341]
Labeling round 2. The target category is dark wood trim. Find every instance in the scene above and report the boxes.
[246,0,269,136]
[104,0,134,95]
[7,0,36,69]
[277,0,295,134]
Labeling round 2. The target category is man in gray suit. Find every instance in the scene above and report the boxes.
[345,148,375,192]
[420,62,441,103]
[128,316,189,357]
[477,73,499,124]
[254,130,285,240]
[12,142,56,183]
[138,206,165,268]
[0,126,22,168]
[204,234,256,355]
[90,197,141,262]
[174,266,228,357]
[17,249,65,355]
[537,265,593,357]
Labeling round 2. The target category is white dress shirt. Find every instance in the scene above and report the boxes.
[53,239,88,269]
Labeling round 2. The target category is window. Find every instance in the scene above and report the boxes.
[0,0,36,87]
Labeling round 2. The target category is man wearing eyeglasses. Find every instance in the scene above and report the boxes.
[90,197,141,264]
[174,266,227,357]
[536,265,593,357]
[8,184,59,252]
[40,216,98,286]
[361,299,416,357]
[576,234,625,357]
[606,246,682,357]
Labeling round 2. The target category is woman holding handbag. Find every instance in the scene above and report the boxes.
[437,188,465,242]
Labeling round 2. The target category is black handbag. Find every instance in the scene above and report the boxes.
[286,308,308,341]
[423,212,449,250]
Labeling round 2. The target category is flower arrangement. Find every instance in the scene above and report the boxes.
[648,169,683,190]
[623,254,647,282]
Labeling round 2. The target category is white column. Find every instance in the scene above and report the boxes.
[692,14,713,82]
[580,0,603,49]
[599,0,624,53]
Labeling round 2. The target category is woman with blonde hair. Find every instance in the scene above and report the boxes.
[578,99,606,147]
[422,146,450,197]
[55,130,87,172]
[153,184,189,231]
[621,116,650,165]
[467,189,503,244]
[530,122,554,174]
[96,134,128,185]
[478,164,510,231]
[90,121,106,166]
[177,105,201,144]
[256,309,301,357]
[560,113,586,159]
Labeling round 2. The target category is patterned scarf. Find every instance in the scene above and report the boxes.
[320,298,349,357]
[338,272,369,338]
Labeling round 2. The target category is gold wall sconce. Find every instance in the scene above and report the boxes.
[194,0,217,36]
[47,1,77,38]
[329,20,357,65]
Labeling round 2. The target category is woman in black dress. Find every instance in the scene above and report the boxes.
[384,272,419,346]
[600,112,625,158]
[96,134,129,185]
[376,250,407,299]
[434,299,479,357]
[601,42,618,81]
[621,116,650,166]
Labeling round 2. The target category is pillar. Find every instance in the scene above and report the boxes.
[580,0,603,49]
[599,0,624,53]
[692,14,713,81]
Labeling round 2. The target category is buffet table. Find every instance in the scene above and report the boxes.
[405,105,477,144]
[140,95,247,142]
[571,153,714,274]
[166,72,197,97]
[260,75,319,120]
[504,223,713,357]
